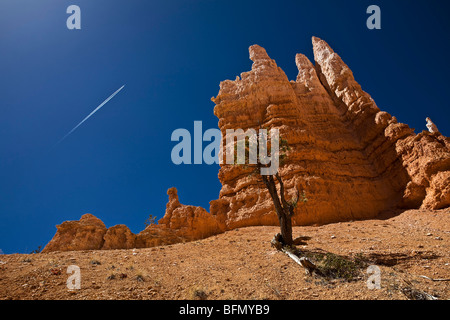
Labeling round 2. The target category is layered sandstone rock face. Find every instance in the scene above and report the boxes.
[43,37,449,252]
[210,37,449,229]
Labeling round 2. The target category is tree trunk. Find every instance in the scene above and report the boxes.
[262,174,294,245]
[279,210,293,245]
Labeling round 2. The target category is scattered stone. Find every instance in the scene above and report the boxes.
[50,268,61,275]
[107,274,116,280]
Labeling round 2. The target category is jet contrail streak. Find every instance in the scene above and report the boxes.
[55,85,125,146]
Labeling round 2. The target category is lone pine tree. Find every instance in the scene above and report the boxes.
[231,128,307,245]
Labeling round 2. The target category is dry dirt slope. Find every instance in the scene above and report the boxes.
[0,209,448,300]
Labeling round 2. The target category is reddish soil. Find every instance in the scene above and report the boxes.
[0,209,448,300]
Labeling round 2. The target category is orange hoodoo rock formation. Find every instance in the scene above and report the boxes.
[210,37,450,228]
[43,37,450,252]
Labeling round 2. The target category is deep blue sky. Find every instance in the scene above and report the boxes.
[1,0,449,254]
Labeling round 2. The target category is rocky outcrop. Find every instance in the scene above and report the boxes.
[102,225,136,250]
[43,188,222,252]
[42,214,107,252]
[43,37,449,252]
[422,171,450,209]
[136,187,226,247]
[158,187,226,240]
[210,37,449,229]
[426,117,439,133]
[396,132,450,209]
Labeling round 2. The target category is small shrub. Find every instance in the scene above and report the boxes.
[302,251,368,281]
[317,253,363,281]
[90,260,101,266]
[144,215,157,227]
[30,246,42,254]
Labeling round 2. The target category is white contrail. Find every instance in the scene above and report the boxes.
[55,85,125,146]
